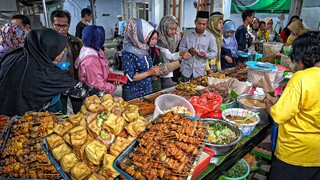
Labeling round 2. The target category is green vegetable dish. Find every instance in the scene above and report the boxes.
[223,160,247,178]
[207,122,238,144]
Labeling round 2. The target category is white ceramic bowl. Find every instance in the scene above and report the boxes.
[222,108,260,137]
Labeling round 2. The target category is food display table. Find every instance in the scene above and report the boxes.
[141,87,272,180]
[0,82,272,180]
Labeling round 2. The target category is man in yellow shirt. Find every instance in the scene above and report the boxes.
[266,31,320,180]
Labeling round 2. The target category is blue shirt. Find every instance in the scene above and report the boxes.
[179,29,217,78]
[118,20,127,36]
[122,51,153,101]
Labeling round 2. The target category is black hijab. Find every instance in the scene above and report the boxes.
[0,28,77,116]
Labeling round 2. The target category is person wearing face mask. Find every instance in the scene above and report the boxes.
[179,11,217,82]
[0,28,101,116]
[206,12,224,73]
[0,23,29,58]
[264,17,283,42]
[157,15,192,88]
[51,9,84,114]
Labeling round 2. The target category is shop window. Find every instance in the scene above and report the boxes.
[136,2,149,21]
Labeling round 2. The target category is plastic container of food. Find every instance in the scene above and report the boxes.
[246,61,278,85]
[222,108,260,137]
[263,42,283,58]
[203,119,242,155]
[153,94,195,119]
[274,65,286,80]
[191,147,216,180]
[237,94,270,125]
[219,159,250,180]
[281,53,295,70]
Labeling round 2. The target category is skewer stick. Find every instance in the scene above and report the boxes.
[169,172,189,177]
[32,164,52,167]
[151,160,164,164]
[26,160,38,164]
[38,174,60,176]
[58,115,69,118]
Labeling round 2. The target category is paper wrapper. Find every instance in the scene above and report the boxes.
[198,77,251,96]
[165,61,180,72]
[210,77,251,95]
[257,75,278,104]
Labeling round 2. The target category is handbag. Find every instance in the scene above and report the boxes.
[107,73,128,85]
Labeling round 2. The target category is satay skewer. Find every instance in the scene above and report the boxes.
[168,172,189,177]
[37,174,60,176]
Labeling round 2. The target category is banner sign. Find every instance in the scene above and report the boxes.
[231,0,291,14]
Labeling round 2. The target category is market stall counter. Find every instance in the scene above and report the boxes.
[138,83,272,180]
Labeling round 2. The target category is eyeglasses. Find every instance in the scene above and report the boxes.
[53,24,69,30]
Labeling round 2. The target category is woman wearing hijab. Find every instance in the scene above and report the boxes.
[280,15,300,43]
[75,25,117,94]
[264,18,282,42]
[122,18,161,101]
[0,28,100,116]
[206,12,224,73]
[0,23,28,58]
[248,17,262,54]
[285,19,309,46]
[221,20,238,70]
[157,15,191,88]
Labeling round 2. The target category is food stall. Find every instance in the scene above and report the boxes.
[0,61,291,180]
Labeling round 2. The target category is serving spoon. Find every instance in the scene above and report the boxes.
[234,112,260,123]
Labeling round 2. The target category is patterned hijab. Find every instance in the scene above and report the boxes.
[0,23,28,50]
[123,18,154,58]
[157,15,181,53]
[207,14,224,49]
